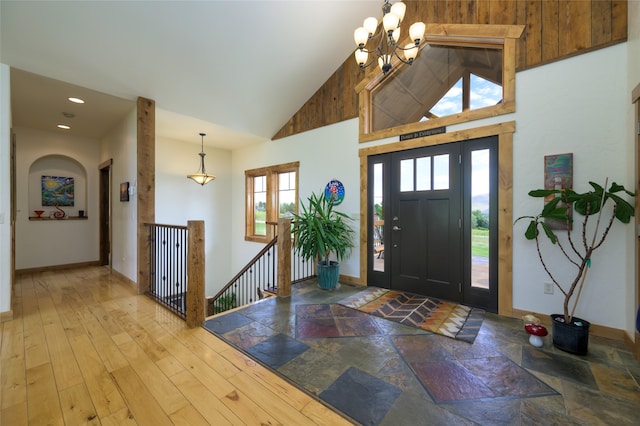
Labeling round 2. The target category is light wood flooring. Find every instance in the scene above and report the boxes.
[0,266,353,425]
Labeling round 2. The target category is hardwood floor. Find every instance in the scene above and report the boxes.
[0,267,353,425]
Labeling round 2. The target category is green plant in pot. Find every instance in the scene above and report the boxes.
[516,179,634,354]
[291,192,355,290]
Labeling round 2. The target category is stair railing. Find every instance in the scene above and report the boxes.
[207,218,315,316]
[145,221,205,328]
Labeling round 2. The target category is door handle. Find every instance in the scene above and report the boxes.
[392,225,402,231]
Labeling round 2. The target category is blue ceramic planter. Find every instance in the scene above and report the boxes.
[317,261,340,290]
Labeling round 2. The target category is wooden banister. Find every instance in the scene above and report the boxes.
[186,220,205,328]
[277,218,292,297]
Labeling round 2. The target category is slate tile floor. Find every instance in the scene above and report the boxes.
[203,281,640,425]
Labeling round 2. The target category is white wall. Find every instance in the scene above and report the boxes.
[510,43,631,330]
[155,135,232,296]
[14,127,100,269]
[0,64,11,314]
[231,119,362,279]
[230,43,634,333]
[100,109,138,282]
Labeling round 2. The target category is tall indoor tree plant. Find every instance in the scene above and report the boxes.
[516,179,634,354]
[291,192,355,290]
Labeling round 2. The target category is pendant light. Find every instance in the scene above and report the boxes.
[187,132,216,186]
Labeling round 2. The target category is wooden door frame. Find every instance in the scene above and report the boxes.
[99,159,113,267]
[7,132,16,322]
[359,121,515,317]
[632,82,640,358]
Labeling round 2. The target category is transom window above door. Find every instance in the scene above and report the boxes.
[372,45,503,133]
[357,24,523,142]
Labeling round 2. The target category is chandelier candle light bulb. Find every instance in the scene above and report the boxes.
[409,22,426,43]
[363,17,378,35]
[354,0,425,74]
[389,0,406,20]
[403,43,418,61]
[382,12,400,34]
[392,27,401,43]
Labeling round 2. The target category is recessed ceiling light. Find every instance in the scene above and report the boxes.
[62,112,75,118]
[57,124,71,130]
[68,97,85,104]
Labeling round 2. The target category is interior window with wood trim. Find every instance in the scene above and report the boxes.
[245,162,299,242]
[357,24,523,142]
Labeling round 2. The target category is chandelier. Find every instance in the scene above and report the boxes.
[353,0,425,74]
[187,132,216,186]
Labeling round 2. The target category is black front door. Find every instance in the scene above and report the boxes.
[389,143,462,301]
[367,137,498,311]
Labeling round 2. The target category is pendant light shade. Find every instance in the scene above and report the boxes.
[187,132,216,186]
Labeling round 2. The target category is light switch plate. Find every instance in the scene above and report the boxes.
[544,282,554,294]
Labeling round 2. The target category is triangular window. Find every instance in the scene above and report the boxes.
[470,74,502,109]
[425,78,463,120]
[423,74,503,121]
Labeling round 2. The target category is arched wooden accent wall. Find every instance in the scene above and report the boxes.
[273,0,627,141]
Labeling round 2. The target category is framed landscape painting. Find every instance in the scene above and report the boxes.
[544,153,573,230]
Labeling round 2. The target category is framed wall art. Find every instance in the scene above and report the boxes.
[120,182,130,202]
[41,175,75,206]
[324,179,345,205]
[544,153,573,230]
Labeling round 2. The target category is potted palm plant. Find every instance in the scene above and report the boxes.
[516,179,634,354]
[291,192,355,290]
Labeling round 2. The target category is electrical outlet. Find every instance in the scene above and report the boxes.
[544,282,554,294]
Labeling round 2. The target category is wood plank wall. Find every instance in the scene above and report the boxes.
[273,0,627,140]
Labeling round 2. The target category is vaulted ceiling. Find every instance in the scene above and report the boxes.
[0,1,381,149]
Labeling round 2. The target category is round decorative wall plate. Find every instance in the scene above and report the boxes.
[324,179,345,205]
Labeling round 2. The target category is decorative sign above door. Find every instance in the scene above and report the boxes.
[400,126,446,141]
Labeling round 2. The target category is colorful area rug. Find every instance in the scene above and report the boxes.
[338,287,484,343]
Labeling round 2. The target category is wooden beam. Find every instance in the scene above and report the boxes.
[137,97,155,294]
[462,71,471,111]
[186,220,205,328]
[277,219,292,297]
[497,130,513,317]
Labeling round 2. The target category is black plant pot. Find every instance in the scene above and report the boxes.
[551,314,590,355]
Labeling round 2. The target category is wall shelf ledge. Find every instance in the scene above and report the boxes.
[29,216,88,221]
